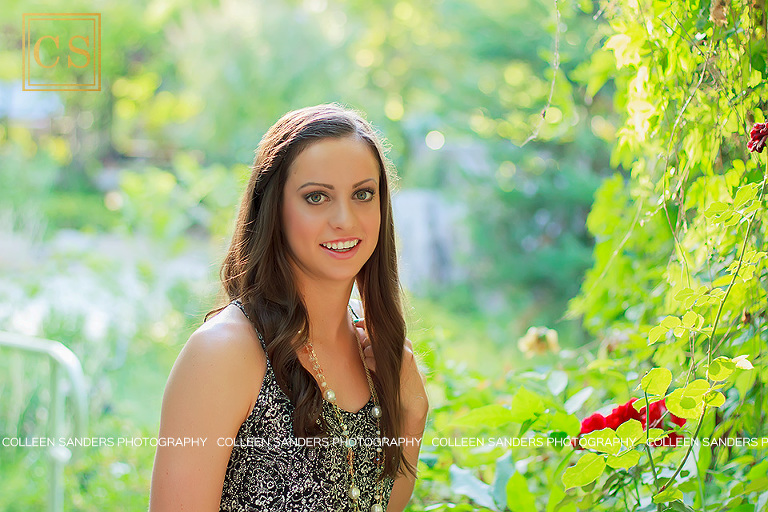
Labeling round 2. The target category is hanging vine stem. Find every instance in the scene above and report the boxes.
[706,159,768,367]
[518,0,560,147]
[643,391,660,495]
[658,406,706,493]
[661,158,767,493]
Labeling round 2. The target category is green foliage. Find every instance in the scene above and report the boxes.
[559,0,768,509]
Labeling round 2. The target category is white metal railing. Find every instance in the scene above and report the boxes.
[0,331,88,512]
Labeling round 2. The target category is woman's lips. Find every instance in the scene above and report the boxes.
[320,241,361,259]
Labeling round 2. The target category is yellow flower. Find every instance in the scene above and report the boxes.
[517,326,560,358]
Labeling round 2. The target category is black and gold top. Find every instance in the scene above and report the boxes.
[219,301,394,511]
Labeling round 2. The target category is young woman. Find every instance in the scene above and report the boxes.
[149,104,429,511]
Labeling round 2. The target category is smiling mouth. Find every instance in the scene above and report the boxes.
[320,239,360,252]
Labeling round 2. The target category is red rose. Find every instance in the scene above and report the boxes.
[580,412,607,434]
[605,398,642,430]
[574,397,686,451]
[572,412,607,450]
[749,122,768,153]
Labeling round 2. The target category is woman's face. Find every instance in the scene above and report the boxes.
[281,136,381,284]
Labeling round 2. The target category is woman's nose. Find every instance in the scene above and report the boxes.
[330,199,356,229]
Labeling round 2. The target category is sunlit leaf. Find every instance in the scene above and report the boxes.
[505,472,536,512]
[581,427,621,455]
[562,452,606,490]
[639,367,672,396]
[653,486,684,503]
[665,380,709,419]
[703,391,725,407]
[606,450,640,469]
[616,419,644,448]
[707,357,735,381]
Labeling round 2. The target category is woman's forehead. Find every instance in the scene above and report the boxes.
[286,137,380,185]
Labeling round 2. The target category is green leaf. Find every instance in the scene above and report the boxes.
[682,311,697,328]
[506,472,536,512]
[733,183,759,209]
[546,411,581,437]
[723,213,740,226]
[606,450,641,469]
[653,486,684,503]
[661,316,682,329]
[578,0,593,13]
[746,459,768,481]
[665,380,709,419]
[704,201,728,217]
[616,419,644,448]
[641,428,667,444]
[744,476,768,494]
[707,357,735,381]
[662,499,696,512]
[649,325,667,344]
[639,367,672,396]
[561,452,606,490]
[750,52,765,74]
[703,391,725,407]
[674,288,693,302]
[508,387,546,423]
[581,428,621,454]
[633,396,663,413]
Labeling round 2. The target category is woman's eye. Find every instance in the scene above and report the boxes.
[356,188,375,201]
[306,192,326,204]
[305,188,374,205]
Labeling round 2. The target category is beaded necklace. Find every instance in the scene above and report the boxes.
[305,304,384,512]
[232,300,385,512]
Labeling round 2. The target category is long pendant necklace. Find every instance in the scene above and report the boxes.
[304,304,385,512]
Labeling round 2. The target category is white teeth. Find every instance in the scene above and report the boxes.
[322,239,360,250]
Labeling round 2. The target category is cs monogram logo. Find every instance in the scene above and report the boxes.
[22,13,101,91]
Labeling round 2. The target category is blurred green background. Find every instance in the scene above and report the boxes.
[0,0,618,509]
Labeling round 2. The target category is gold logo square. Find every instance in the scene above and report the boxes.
[22,13,101,91]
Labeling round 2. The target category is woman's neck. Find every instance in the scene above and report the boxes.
[296,276,356,349]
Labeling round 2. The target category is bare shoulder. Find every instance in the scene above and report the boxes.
[171,304,266,422]
[190,305,264,362]
[166,306,266,432]
[149,304,267,511]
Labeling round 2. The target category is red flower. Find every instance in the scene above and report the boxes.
[605,398,643,430]
[572,413,607,449]
[580,412,606,434]
[748,123,768,153]
[573,398,687,451]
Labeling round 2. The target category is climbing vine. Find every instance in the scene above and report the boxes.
[563,0,768,509]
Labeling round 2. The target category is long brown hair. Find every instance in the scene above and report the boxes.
[206,103,414,480]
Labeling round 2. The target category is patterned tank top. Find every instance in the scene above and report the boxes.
[219,300,394,511]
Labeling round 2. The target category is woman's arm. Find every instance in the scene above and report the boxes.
[387,412,428,512]
[149,319,264,511]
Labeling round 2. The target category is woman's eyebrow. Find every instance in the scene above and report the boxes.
[297,178,377,191]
